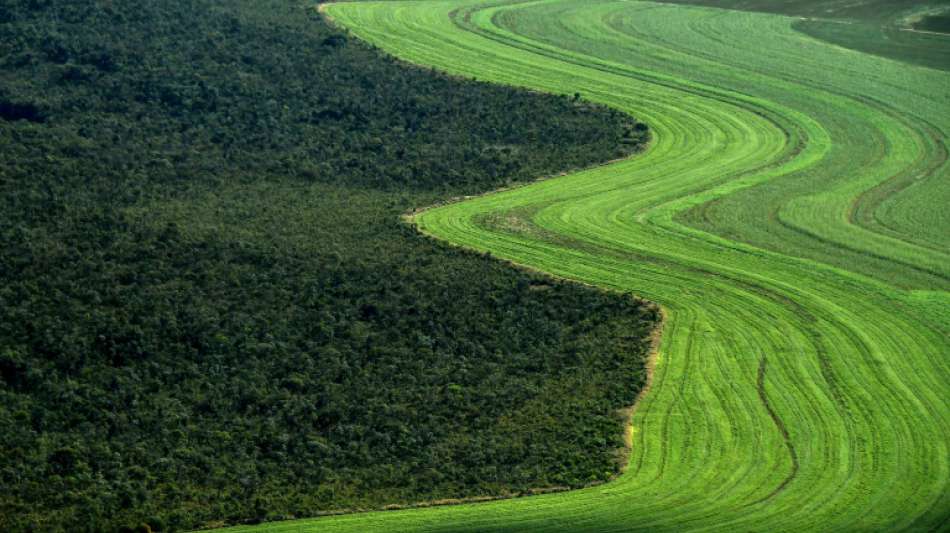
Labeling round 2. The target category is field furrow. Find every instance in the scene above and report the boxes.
[228,1,950,531]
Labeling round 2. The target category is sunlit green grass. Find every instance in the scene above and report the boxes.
[225,1,950,530]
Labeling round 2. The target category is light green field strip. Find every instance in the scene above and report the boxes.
[226,1,950,531]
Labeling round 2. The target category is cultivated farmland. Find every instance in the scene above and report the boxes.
[229,0,950,531]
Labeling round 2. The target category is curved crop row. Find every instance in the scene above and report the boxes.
[227,1,950,531]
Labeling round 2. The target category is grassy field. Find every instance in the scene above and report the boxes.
[658,0,950,71]
[224,0,950,530]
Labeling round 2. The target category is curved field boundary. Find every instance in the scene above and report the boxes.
[226,1,950,531]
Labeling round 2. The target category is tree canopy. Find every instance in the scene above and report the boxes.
[0,0,653,531]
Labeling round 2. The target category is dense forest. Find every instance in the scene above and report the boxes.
[0,0,654,531]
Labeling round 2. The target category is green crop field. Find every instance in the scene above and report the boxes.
[225,0,950,531]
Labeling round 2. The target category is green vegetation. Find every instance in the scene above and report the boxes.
[222,0,950,531]
[913,11,950,33]
[659,0,950,71]
[0,0,653,531]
